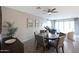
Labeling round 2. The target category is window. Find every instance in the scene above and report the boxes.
[55,20,74,33]
[42,21,52,28]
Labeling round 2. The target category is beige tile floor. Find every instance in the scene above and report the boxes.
[24,35,79,53]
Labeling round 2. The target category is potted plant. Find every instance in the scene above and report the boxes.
[3,21,17,39]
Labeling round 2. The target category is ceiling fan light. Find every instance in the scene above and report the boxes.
[48,12,52,15]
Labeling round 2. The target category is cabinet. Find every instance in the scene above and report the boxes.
[1,38,24,53]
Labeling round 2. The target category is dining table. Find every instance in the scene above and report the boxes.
[39,32,59,40]
[38,32,59,49]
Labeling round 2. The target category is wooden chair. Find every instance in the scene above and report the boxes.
[34,34,47,52]
[58,32,66,37]
[34,32,38,45]
[49,36,65,53]
[40,30,45,33]
[67,32,73,40]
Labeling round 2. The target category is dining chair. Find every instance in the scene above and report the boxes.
[34,32,37,47]
[40,30,46,33]
[49,36,65,53]
[67,32,73,40]
[34,34,47,52]
[59,32,66,37]
[34,32,39,45]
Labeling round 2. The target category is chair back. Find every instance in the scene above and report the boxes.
[35,35,44,47]
[59,32,66,37]
[40,30,45,33]
[58,36,64,48]
[34,32,39,39]
[67,32,73,40]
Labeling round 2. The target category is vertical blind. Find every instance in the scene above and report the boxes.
[55,20,74,33]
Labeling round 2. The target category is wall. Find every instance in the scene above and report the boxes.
[2,7,46,42]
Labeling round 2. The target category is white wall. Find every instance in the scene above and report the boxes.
[2,7,46,42]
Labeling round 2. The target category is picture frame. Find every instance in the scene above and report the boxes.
[27,18,33,28]
[35,19,40,27]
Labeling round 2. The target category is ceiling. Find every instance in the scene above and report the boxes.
[7,6,79,20]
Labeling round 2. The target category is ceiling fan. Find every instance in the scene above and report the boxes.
[36,7,58,15]
[43,8,58,15]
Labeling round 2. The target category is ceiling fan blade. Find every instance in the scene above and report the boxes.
[52,11,58,13]
[52,8,56,11]
[48,9,51,12]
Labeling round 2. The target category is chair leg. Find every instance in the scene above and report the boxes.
[62,46,64,53]
[35,42,39,50]
[43,47,45,53]
[35,40,39,50]
[56,48,58,53]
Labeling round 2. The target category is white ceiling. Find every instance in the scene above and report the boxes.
[7,6,79,20]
